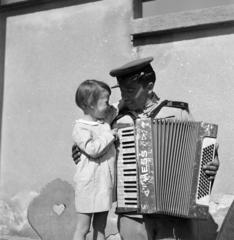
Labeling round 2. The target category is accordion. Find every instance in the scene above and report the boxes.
[116,117,218,219]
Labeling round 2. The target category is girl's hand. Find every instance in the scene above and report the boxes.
[118,99,126,111]
[112,128,118,139]
[112,128,119,147]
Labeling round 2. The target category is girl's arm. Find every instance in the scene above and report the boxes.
[72,125,115,159]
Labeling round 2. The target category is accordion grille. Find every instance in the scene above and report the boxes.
[151,120,200,216]
[197,143,215,200]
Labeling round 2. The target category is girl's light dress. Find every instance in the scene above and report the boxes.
[72,108,117,213]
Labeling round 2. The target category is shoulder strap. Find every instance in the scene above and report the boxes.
[166,100,189,112]
[113,100,189,121]
[149,100,189,118]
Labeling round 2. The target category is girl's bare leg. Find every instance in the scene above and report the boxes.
[73,213,92,240]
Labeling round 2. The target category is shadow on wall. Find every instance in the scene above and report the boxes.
[1,178,234,240]
[27,179,77,240]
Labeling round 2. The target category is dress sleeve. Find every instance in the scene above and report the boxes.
[72,124,115,158]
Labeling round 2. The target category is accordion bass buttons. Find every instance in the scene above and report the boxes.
[196,137,217,205]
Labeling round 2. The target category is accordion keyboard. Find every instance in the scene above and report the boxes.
[117,126,138,211]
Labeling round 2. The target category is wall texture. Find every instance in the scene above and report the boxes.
[0,0,135,198]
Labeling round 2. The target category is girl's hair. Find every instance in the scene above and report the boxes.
[75,79,111,111]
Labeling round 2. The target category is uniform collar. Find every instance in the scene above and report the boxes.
[142,92,160,117]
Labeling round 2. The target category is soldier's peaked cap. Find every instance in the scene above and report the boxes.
[109,57,154,77]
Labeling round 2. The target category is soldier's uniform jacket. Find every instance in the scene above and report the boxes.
[109,57,217,240]
[113,92,192,218]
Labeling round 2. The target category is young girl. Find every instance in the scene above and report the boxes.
[72,79,119,240]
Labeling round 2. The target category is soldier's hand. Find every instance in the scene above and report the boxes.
[72,144,81,165]
[203,143,219,180]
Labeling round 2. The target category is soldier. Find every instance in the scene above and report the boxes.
[72,57,219,240]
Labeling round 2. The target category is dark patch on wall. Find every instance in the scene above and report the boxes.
[133,22,234,46]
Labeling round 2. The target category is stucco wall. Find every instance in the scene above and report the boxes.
[0,0,135,198]
[2,0,233,200]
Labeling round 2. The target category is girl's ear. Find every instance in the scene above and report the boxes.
[87,103,95,110]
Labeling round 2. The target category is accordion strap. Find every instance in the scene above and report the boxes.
[113,100,189,123]
[149,100,189,118]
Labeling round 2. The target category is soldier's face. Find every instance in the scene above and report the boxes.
[119,80,149,111]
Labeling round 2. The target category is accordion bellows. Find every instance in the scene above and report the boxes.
[116,118,218,219]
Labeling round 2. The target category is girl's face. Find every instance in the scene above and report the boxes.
[89,90,110,120]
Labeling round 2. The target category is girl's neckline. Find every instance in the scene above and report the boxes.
[76,119,104,125]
